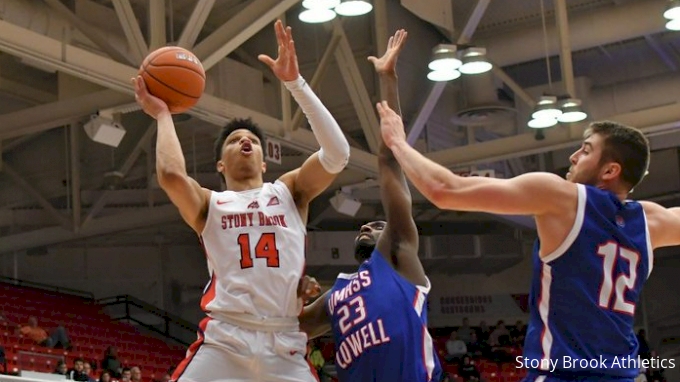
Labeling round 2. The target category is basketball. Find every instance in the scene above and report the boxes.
[138,46,206,114]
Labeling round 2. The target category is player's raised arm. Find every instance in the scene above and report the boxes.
[259,20,349,210]
[369,30,426,287]
[378,101,575,217]
[639,201,680,249]
[133,76,209,234]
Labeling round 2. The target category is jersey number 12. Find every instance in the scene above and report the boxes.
[597,242,639,315]
[238,233,280,268]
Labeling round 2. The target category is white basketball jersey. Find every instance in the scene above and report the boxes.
[199,180,307,319]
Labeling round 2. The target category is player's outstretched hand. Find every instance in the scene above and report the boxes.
[132,76,169,120]
[258,20,300,82]
[368,29,408,76]
[377,101,406,149]
[297,275,322,304]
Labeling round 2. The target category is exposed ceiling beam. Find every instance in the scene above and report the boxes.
[192,0,300,71]
[0,77,57,104]
[0,205,180,254]
[43,0,133,65]
[81,122,157,228]
[177,0,216,49]
[477,0,667,67]
[332,20,380,154]
[427,102,680,168]
[1,163,70,229]
[148,0,167,51]
[0,19,379,176]
[0,89,131,140]
[112,0,148,65]
[290,34,341,132]
[554,0,575,97]
[644,35,678,72]
[407,0,491,146]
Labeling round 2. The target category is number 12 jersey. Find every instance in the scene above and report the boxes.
[523,184,653,379]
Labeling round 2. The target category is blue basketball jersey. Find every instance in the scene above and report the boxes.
[326,250,442,382]
[523,184,653,380]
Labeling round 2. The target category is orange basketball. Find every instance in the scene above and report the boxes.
[138,46,206,114]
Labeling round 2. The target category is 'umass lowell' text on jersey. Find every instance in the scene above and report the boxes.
[524,184,653,379]
[326,250,441,382]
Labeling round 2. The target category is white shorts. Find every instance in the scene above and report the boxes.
[171,317,316,382]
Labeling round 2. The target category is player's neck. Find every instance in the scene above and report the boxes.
[225,177,264,192]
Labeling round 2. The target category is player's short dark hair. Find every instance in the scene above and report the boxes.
[585,121,650,191]
[213,118,266,163]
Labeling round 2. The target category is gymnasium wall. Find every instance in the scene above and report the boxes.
[0,237,679,345]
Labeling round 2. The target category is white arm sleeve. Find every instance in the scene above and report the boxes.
[284,76,349,174]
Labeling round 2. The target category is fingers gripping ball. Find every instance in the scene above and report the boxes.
[138,47,205,114]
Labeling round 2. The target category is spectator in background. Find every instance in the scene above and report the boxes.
[477,320,490,343]
[130,366,142,382]
[161,367,175,382]
[100,370,113,382]
[445,331,467,363]
[308,340,325,380]
[83,361,97,382]
[101,346,122,378]
[19,317,72,349]
[54,360,68,377]
[466,332,488,358]
[305,344,320,382]
[458,356,480,382]
[488,320,511,347]
[68,358,90,382]
[120,367,132,382]
[457,317,474,344]
[637,329,651,360]
[511,320,527,346]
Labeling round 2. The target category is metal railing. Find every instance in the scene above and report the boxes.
[97,295,197,347]
[0,276,94,300]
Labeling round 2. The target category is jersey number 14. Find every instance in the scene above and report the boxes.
[597,242,639,315]
[238,233,280,268]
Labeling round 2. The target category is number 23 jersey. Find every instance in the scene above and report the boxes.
[200,180,307,319]
[326,250,440,382]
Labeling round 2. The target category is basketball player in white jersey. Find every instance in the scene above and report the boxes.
[133,20,349,382]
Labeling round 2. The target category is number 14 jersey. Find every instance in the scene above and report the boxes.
[200,181,307,319]
[524,183,653,379]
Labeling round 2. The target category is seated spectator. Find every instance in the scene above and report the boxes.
[306,344,320,382]
[160,368,174,382]
[445,331,467,363]
[100,370,113,382]
[477,320,490,343]
[457,317,474,344]
[511,320,527,346]
[83,361,97,382]
[68,358,90,382]
[488,320,511,347]
[466,332,489,358]
[459,356,480,382]
[101,346,122,378]
[130,366,142,382]
[19,316,71,349]
[54,360,68,376]
[121,367,132,382]
[308,340,325,378]
[637,329,651,360]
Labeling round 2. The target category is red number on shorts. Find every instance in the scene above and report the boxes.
[237,233,280,269]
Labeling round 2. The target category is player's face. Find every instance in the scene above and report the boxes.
[567,133,606,186]
[217,128,266,177]
[354,221,386,263]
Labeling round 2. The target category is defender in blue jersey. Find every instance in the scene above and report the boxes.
[380,100,680,381]
[299,30,442,382]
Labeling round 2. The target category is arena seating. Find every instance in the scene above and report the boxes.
[0,282,185,380]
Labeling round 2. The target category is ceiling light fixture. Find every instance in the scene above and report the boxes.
[334,0,373,16]
[458,47,493,75]
[302,0,341,9]
[299,8,337,23]
[664,0,680,19]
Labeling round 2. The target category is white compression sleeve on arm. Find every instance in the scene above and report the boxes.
[284,76,349,174]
